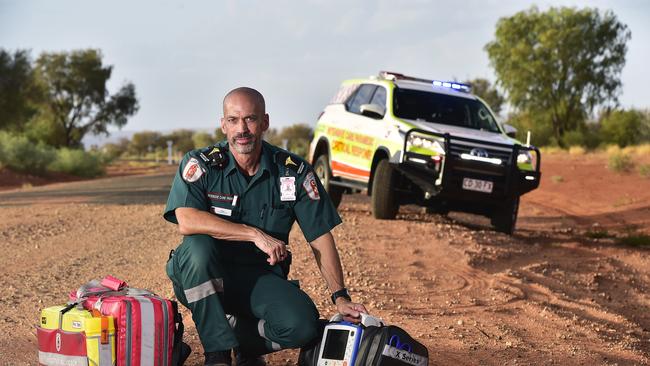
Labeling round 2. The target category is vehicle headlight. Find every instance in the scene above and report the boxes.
[408,134,445,155]
[517,151,532,164]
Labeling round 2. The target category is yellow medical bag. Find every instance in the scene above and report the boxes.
[38,305,116,366]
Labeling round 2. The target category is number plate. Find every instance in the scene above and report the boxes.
[462,178,493,193]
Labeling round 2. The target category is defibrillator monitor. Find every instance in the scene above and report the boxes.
[317,322,363,366]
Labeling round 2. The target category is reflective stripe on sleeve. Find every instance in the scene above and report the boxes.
[184,278,224,303]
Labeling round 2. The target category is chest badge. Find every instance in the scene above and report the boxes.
[280,176,296,201]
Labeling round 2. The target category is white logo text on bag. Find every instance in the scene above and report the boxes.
[382,344,427,366]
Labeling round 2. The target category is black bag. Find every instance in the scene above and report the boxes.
[354,325,428,366]
[298,322,428,366]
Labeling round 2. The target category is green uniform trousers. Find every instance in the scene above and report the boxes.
[166,234,320,354]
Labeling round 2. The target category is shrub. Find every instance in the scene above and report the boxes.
[0,131,55,175]
[639,164,650,178]
[600,109,645,147]
[568,146,586,155]
[48,148,105,177]
[619,233,650,247]
[607,152,634,173]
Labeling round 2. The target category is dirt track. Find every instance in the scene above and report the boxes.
[0,152,649,365]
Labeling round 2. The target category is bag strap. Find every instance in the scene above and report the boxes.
[58,302,77,329]
[170,301,191,365]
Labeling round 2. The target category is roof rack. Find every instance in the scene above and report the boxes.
[378,71,472,93]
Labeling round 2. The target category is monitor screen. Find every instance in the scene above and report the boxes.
[322,329,349,360]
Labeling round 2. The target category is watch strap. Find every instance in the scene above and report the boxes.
[331,288,351,304]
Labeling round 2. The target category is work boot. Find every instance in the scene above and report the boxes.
[234,348,266,366]
[205,350,232,366]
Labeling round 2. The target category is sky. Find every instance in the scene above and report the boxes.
[1,0,649,135]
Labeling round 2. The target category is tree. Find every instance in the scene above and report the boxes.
[485,7,630,146]
[163,129,195,155]
[129,131,161,156]
[0,49,41,130]
[280,123,313,158]
[192,131,213,149]
[464,78,505,115]
[34,49,139,148]
[599,109,646,147]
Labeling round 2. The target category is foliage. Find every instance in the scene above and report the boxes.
[599,109,648,147]
[214,128,226,143]
[128,131,162,155]
[618,233,650,247]
[0,49,42,131]
[505,111,555,146]
[486,6,630,146]
[0,131,55,174]
[48,148,105,177]
[192,131,213,149]
[607,152,633,173]
[34,49,139,148]
[568,146,585,155]
[102,138,130,161]
[464,78,504,115]
[163,129,195,155]
[638,164,650,178]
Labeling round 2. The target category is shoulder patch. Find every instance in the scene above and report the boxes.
[302,171,320,200]
[183,158,204,182]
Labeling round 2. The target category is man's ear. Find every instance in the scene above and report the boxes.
[220,117,227,134]
[262,113,270,132]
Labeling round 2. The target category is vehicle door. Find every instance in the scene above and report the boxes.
[330,84,378,182]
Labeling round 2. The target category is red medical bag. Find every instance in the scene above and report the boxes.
[70,277,184,366]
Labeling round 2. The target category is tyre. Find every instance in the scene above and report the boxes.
[314,155,343,208]
[491,196,520,235]
[371,159,399,219]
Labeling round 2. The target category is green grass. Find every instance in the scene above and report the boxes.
[585,229,610,239]
[638,164,650,178]
[618,234,650,248]
[607,152,634,173]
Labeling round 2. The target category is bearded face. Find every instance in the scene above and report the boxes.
[221,92,269,155]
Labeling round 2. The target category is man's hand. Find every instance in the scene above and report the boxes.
[335,297,368,323]
[250,227,287,265]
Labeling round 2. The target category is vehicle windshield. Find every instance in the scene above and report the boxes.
[393,88,501,133]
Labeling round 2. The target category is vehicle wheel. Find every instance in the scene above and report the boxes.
[314,155,343,208]
[491,197,520,235]
[371,159,399,219]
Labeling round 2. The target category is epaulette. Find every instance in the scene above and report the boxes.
[275,151,306,175]
[198,144,229,169]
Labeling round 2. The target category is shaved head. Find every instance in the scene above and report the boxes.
[223,87,266,115]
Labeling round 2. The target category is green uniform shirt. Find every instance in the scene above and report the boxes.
[164,141,342,263]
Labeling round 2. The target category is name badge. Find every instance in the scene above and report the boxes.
[280,176,296,201]
[211,206,232,217]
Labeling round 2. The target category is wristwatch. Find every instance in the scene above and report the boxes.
[331,288,351,304]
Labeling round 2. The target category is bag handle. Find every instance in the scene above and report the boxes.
[328,313,384,327]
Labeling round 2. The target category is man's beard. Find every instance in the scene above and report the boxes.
[230,132,257,154]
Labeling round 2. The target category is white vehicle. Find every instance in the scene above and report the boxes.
[309,71,541,234]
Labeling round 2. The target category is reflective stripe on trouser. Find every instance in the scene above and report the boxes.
[167,234,320,355]
[166,234,238,352]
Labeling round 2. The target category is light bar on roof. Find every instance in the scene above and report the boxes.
[433,80,471,92]
[380,71,472,92]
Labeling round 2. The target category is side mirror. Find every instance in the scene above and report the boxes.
[360,104,385,119]
[502,123,517,138]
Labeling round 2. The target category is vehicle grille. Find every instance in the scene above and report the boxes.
[448,142,513,162]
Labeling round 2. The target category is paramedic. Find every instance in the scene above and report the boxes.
[164,87,366,366]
